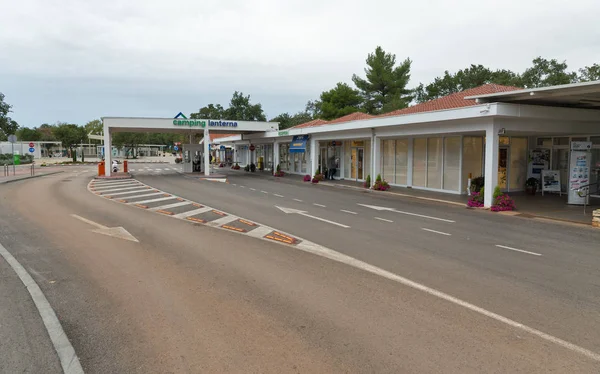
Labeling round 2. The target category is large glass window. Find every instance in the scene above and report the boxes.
[427,137,443,189]
[395,139,409,185]
[509,137,528,190]
[462,137,483,192]
[443,137,461,191]
[279,143,289,171]
[382,140,395,183]
[413,138,427,187]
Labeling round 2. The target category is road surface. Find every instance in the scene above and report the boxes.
[1,167,599,373]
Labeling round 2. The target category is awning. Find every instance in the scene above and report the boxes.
[289,135,309,153]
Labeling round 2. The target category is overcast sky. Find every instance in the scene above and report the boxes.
[1,0,599,127]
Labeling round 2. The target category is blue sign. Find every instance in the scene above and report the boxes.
[289,135,309,153]
[220,145,226,151]
[29,147,35,153]
[174,146,179,151]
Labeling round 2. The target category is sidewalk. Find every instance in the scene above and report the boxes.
[0,165,64,184]
[221,169,598,226]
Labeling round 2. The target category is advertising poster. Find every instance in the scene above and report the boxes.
[568,151,590,205]
[542,170,561,195]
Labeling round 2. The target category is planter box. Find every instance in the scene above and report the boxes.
[593,209,600,228]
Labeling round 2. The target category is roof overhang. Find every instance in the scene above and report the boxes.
[465,80,600,110]
[102,117,278,134]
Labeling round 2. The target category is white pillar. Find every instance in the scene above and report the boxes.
[203,127,210,176]
[407,137,414,186]
[484,123,499,207]
[310,137,318,176]
[103,120,112,176]
[273,141,280,174]
[372,135,381,185]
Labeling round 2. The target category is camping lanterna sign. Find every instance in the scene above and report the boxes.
[173,112,239,128]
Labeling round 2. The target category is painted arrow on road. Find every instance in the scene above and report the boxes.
[357,204,455,223]
[70,214,139,242]
[275,206,350,228]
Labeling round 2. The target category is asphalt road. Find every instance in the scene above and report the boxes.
[0,167,599,372]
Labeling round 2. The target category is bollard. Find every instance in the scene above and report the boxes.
[123,160,128,173]
[98,161,105,176]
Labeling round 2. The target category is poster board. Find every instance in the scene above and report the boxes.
[541,170,561,196]
[528,148,550,179]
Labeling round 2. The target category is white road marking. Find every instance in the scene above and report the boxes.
[117,192,163,200]
[70,214,107,229]
[495,245,542,257]
[148,201,191,211]
[207,215,239,227]
[340,210,357,215]
[249,188,256,191]
[92,179,136,186]
[374,217,393,223]
[130,196,175,204]
[239,185,245,188]
[313,203,326,208]
[102,188,150,197]
[358,203,455,223]
[274,194,284,198]
[293,198,303,202]
[0,242,84,374]
[172,207,213,219]
[94,185,146,193]
[246,226,273,238]
[276,206,349,228]
[421,228,452,236]
[92,182,141,190]
[291,241,600,363]
[261,191,268,194]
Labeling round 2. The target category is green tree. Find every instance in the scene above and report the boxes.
[270,111,314,129]
[521,57,577,88]
[0,93,19,141]
[579,64,600,82]
[352,46,412,114]
[112,132,148,159]
[224,91,267,121]
[316,82,363,120]
[16,127,41,141]
[190,104,225,119]
[52,123,87,162]
[85,119,103,135]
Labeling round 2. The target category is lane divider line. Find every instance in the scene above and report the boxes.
[374,217,393,223]
[293,199,303,202]
[421,228,452,236]
[341,210,358,215]
[313,203,326,208]
[274,194,284,198]
[495,244,542,256]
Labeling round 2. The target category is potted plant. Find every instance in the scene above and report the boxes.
[250,163,256,172]
[364,174,371,188]
[525,177,538,195]
[303,174,311,182]
[372,174,390,191]
[274,164,284,177]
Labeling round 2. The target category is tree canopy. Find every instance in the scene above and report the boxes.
[315,82,363,120]
[52,123,87,162]
[190,92,266,121]
[270,111,314,130]
[352,46,412,114]
[0,93,19,141]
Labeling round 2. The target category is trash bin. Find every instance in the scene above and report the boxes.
[123,160,128,173]
[98,161,105,176]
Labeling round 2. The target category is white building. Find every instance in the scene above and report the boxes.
[212,82,600,207]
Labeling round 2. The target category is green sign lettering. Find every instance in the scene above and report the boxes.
[173,119,206,128]
[278,130,289,136]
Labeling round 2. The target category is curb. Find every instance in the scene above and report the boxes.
[0,171,65,185]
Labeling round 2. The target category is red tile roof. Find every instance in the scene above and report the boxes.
[326,112,375,124]
[289,119,329,129]
[379,84,523,118]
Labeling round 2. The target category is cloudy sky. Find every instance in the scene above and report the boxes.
[1,0,599,127]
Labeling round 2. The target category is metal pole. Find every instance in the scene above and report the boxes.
[12,142,15,176]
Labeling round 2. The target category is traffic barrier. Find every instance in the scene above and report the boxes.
[98,161,105,176]
[123,160,128,173]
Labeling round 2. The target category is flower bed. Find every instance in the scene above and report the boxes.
[311,177,319,183]
[492,194,516,211]
[467,192,484,208]
[231,163,240,170]
[372,180,390,191]
[303,174,311,182]
[274,170,285,177]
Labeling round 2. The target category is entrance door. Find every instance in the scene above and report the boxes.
[498,147,508,190]
[350,147,364,180]
[320,147,327,174]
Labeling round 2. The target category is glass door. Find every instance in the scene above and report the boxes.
[320,147,327,174]
[552,148,569,192]
[350,147,364,180]
[498,147,508,190]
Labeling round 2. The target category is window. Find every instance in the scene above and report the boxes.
[382,140,395,183]
[509,137,528,190]
[443,137,461,191]
[427,138,443,189]
[499,136,510,145]
[395,139,409,185]
[537,138,552,147]
[591,136,600,145]
[462,137,483,192]
[413,138,427,187]
[571,137,588,142]
[553,137,569,146]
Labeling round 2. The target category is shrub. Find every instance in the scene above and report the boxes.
[231,163,240,170]
[491,194,516,211]
[376,174,382,183]
[244,165,250,172]
[470,176,484,193]
[274,170,285,177]
[303,174,311,182]
[467,192,484,208]
[250,163,256,172]
[311,177,319,183]
[174,157,182,164]
[276,164,281,173]
[313,173,325,181]
[493,186,502,199]
[373,179,390,191]
[364,174,371,188]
